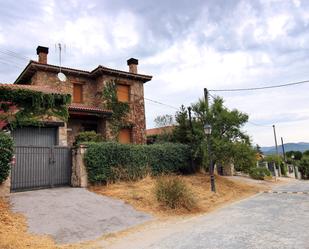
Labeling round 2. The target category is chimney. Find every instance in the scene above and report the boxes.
[127,58,138,74]
[36,46,49,64]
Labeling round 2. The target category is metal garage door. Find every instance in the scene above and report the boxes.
[11,127,72,191]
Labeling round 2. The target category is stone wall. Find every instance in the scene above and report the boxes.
[31,70,147,144]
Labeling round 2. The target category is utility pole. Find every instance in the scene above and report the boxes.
[204,88,216,192]
[281,137,287,163]
[272,125,281,177]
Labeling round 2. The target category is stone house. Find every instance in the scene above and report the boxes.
[12,46,152,146]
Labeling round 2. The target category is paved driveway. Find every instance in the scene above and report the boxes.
[10,187,152,244]
[106,180,309,249]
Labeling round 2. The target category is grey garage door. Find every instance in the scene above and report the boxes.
[11,127,72,191]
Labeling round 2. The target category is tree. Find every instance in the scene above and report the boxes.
[154,114,174,128]
[303,150,309,157]
[286,151,302,160]
[299,156,309,179]
[172,97,255,172]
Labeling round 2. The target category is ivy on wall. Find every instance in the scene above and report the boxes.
[0,87,71,129]
[101,80,130,138]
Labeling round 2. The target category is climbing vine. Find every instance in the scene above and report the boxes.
[101,80,130,138]
[0,86,71,129]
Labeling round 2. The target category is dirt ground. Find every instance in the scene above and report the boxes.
[90,174,267,217]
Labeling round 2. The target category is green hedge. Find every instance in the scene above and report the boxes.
[84,142,191,184]
[249,167,271,180]
[0,132,14,184]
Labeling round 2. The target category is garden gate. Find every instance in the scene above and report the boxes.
[10,127,72,191]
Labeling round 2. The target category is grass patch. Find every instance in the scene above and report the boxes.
[155,176,197,211]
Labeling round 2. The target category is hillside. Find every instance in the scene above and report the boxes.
[261,142,309,155]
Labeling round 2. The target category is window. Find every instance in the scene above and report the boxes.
[117,84,130,102]
[119,128,132,144]
[73,84,83,103]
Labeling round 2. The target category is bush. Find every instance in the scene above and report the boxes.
[84,142,148,183]
[84,142,191,184]
[299,156,309,179]
[147,143,191,175]
[74,131,103,145]
[249,167,272,180]
[0,132,14,184]
[155,176,197,210]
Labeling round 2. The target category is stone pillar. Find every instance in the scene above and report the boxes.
[58,123,68,146]
[71,145,88,187]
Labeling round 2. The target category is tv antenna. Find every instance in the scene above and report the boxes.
[56,43,67,82]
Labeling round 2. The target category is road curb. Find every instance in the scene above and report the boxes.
[262,191,309,195]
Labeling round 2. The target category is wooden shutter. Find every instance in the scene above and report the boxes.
[119,128,131,144]
[117,84,129,102]
[73,84,83,103]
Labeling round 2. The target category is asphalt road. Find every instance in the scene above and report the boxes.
[133,180,309,249]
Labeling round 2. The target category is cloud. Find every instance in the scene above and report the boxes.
[0,0,309,145]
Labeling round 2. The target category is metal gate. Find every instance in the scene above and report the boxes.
[11,146,72,191]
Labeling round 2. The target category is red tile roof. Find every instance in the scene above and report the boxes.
[68,104,112,114]
[0,83,67,95]
[146,126,175,136]
[15,61,152,84]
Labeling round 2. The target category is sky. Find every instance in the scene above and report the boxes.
[0,0,309,146]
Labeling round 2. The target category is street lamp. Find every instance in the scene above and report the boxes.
[291,154,298,179]
[204,123,216,192]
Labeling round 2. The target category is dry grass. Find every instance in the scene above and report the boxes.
[0,197,58,249]
[90,174,263,217]
[0,198,101,249]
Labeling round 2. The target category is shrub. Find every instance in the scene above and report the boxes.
[84,142,192,184]
[0,132,14,184]
[299,156,309,179]
[249,167,272,180]
[147,143,191,175]
[155,176,197,210]
[74,131,103,145]
[84,142,149,183]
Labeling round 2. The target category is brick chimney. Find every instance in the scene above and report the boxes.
[36,46,49,64]
[127,58,138,74]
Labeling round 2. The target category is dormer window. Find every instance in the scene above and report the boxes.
[73,84,83,103]
[117,84,130,102]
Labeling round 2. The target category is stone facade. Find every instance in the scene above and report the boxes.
[21,52,151,145]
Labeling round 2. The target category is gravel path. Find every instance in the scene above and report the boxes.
[10,187,152,244]
[104,180,309,249]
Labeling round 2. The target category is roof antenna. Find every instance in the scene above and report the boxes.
[57,43,67,82]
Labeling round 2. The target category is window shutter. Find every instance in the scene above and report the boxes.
[119,128,132,144]
[117,84,130,102]
[73,84,83,103]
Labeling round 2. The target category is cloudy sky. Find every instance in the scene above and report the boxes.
[0,0,309,146]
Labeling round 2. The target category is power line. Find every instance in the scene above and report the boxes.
[117,88,179,110]
[208,92,272,127]
[209,79,309,92]
[144,97,179,110]
[0,48,30,61]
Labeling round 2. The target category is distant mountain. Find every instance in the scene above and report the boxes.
[261,142,309,155]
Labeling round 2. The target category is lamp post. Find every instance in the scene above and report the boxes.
[291,154,298,179]
[204,124,216,192]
